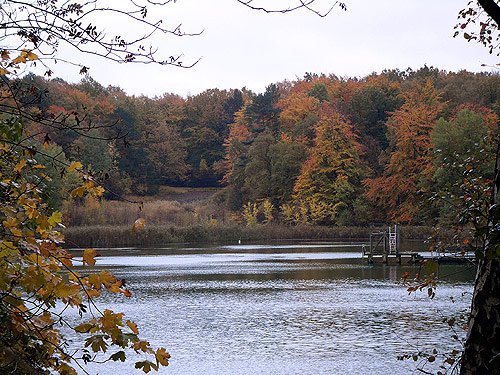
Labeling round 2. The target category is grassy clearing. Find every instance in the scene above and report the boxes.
[62,192,437,248]
[62,196,223,227]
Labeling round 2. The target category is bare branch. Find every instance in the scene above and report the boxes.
[235,0,346,17]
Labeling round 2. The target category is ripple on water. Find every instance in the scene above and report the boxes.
[67,243,472,375]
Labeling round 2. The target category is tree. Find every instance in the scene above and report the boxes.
[345,76,403,173]
[181,89,239,185]
[145,123,188,183]
[242,132,275,201]
[431,107,497,225]
[454,2,500,374]
[364,80,445,223]
[293,106,363,224]
[455,0,500,55]
[269,140,307,205]
[0,0,203,372]
[0,124,170,374]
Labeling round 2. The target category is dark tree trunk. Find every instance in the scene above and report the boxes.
[478,0,500,26]
[460,2,500,373]
[460,144,500,375]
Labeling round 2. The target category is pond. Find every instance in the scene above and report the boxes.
[68,241,476,375]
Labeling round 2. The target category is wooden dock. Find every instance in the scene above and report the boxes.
[362,225,476,265]
[362,225,407,264]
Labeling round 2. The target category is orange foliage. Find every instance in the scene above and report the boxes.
[364,80,445,223]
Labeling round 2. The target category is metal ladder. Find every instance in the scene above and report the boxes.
[388,225,397,254]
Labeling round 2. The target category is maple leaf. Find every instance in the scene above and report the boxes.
[126,320,139,334]
[25,50,38,61]
[70,186,85,198]
[14,159,27,173]
[155,348,170,366]
[133,340,150,352]
[68,161,83,172]
[47,211,63,227]
[82,248,98,266]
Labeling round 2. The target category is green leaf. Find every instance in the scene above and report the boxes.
[110,351,126,362]
[85,335,108,353]
[135,360,153,373]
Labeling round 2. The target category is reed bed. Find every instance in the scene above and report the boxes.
[63,198,219,227]
[63,223,435,248]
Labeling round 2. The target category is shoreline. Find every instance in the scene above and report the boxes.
[63,224,437,248]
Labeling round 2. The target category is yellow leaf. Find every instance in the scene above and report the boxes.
[15,303,29,313]
[133,340,150,352]
[14,159,27,173]
[132,218,146,233]
[70,186,85,198]
[47,211,63,227]
[0,67,9,75]
[99,271,116,287]
[126,320,139,334]
[91,186,105,197]
[26,50,38,61]
[83,179,94,190]
[3,217,18,229]
[10,227,22,237]
[86,289,101,298]
[82,248,98,266]
[3,218,22,237]
[68,161,83,172]
[12,51,28,64]
[57,363,77,375]
[75,323,94,333]
[155,348,170,366]
[59,255,73,268]
[109,283,122,293]
[88,273,101,289]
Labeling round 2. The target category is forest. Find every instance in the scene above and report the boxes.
[1,0,500,374]
[26,66,499,228]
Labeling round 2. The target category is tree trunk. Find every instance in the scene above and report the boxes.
[460,144,500,375]
[478,0,500,26]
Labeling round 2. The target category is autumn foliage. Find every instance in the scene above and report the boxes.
[364,80,445,223]
[5,67,499,230]
[0,124,170,373]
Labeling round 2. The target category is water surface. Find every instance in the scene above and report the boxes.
[69,241,475,374]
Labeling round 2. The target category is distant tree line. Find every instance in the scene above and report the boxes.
[24,66,499,226]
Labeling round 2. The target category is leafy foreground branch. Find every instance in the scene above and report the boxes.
[0,125,169,373]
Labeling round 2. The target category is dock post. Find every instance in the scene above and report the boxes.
[369,233,373,263]
[383,231,388,264]
[395,224,400,254]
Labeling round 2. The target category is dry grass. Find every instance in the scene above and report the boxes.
[62,196,437,247]
[63,223,435,248]
[62,197,223,227]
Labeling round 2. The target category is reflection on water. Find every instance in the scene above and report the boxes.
[69,242,475,375]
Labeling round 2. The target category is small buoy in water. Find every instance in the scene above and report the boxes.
[238,239,241,244]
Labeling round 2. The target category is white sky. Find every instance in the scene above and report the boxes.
[53,0,498,97]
